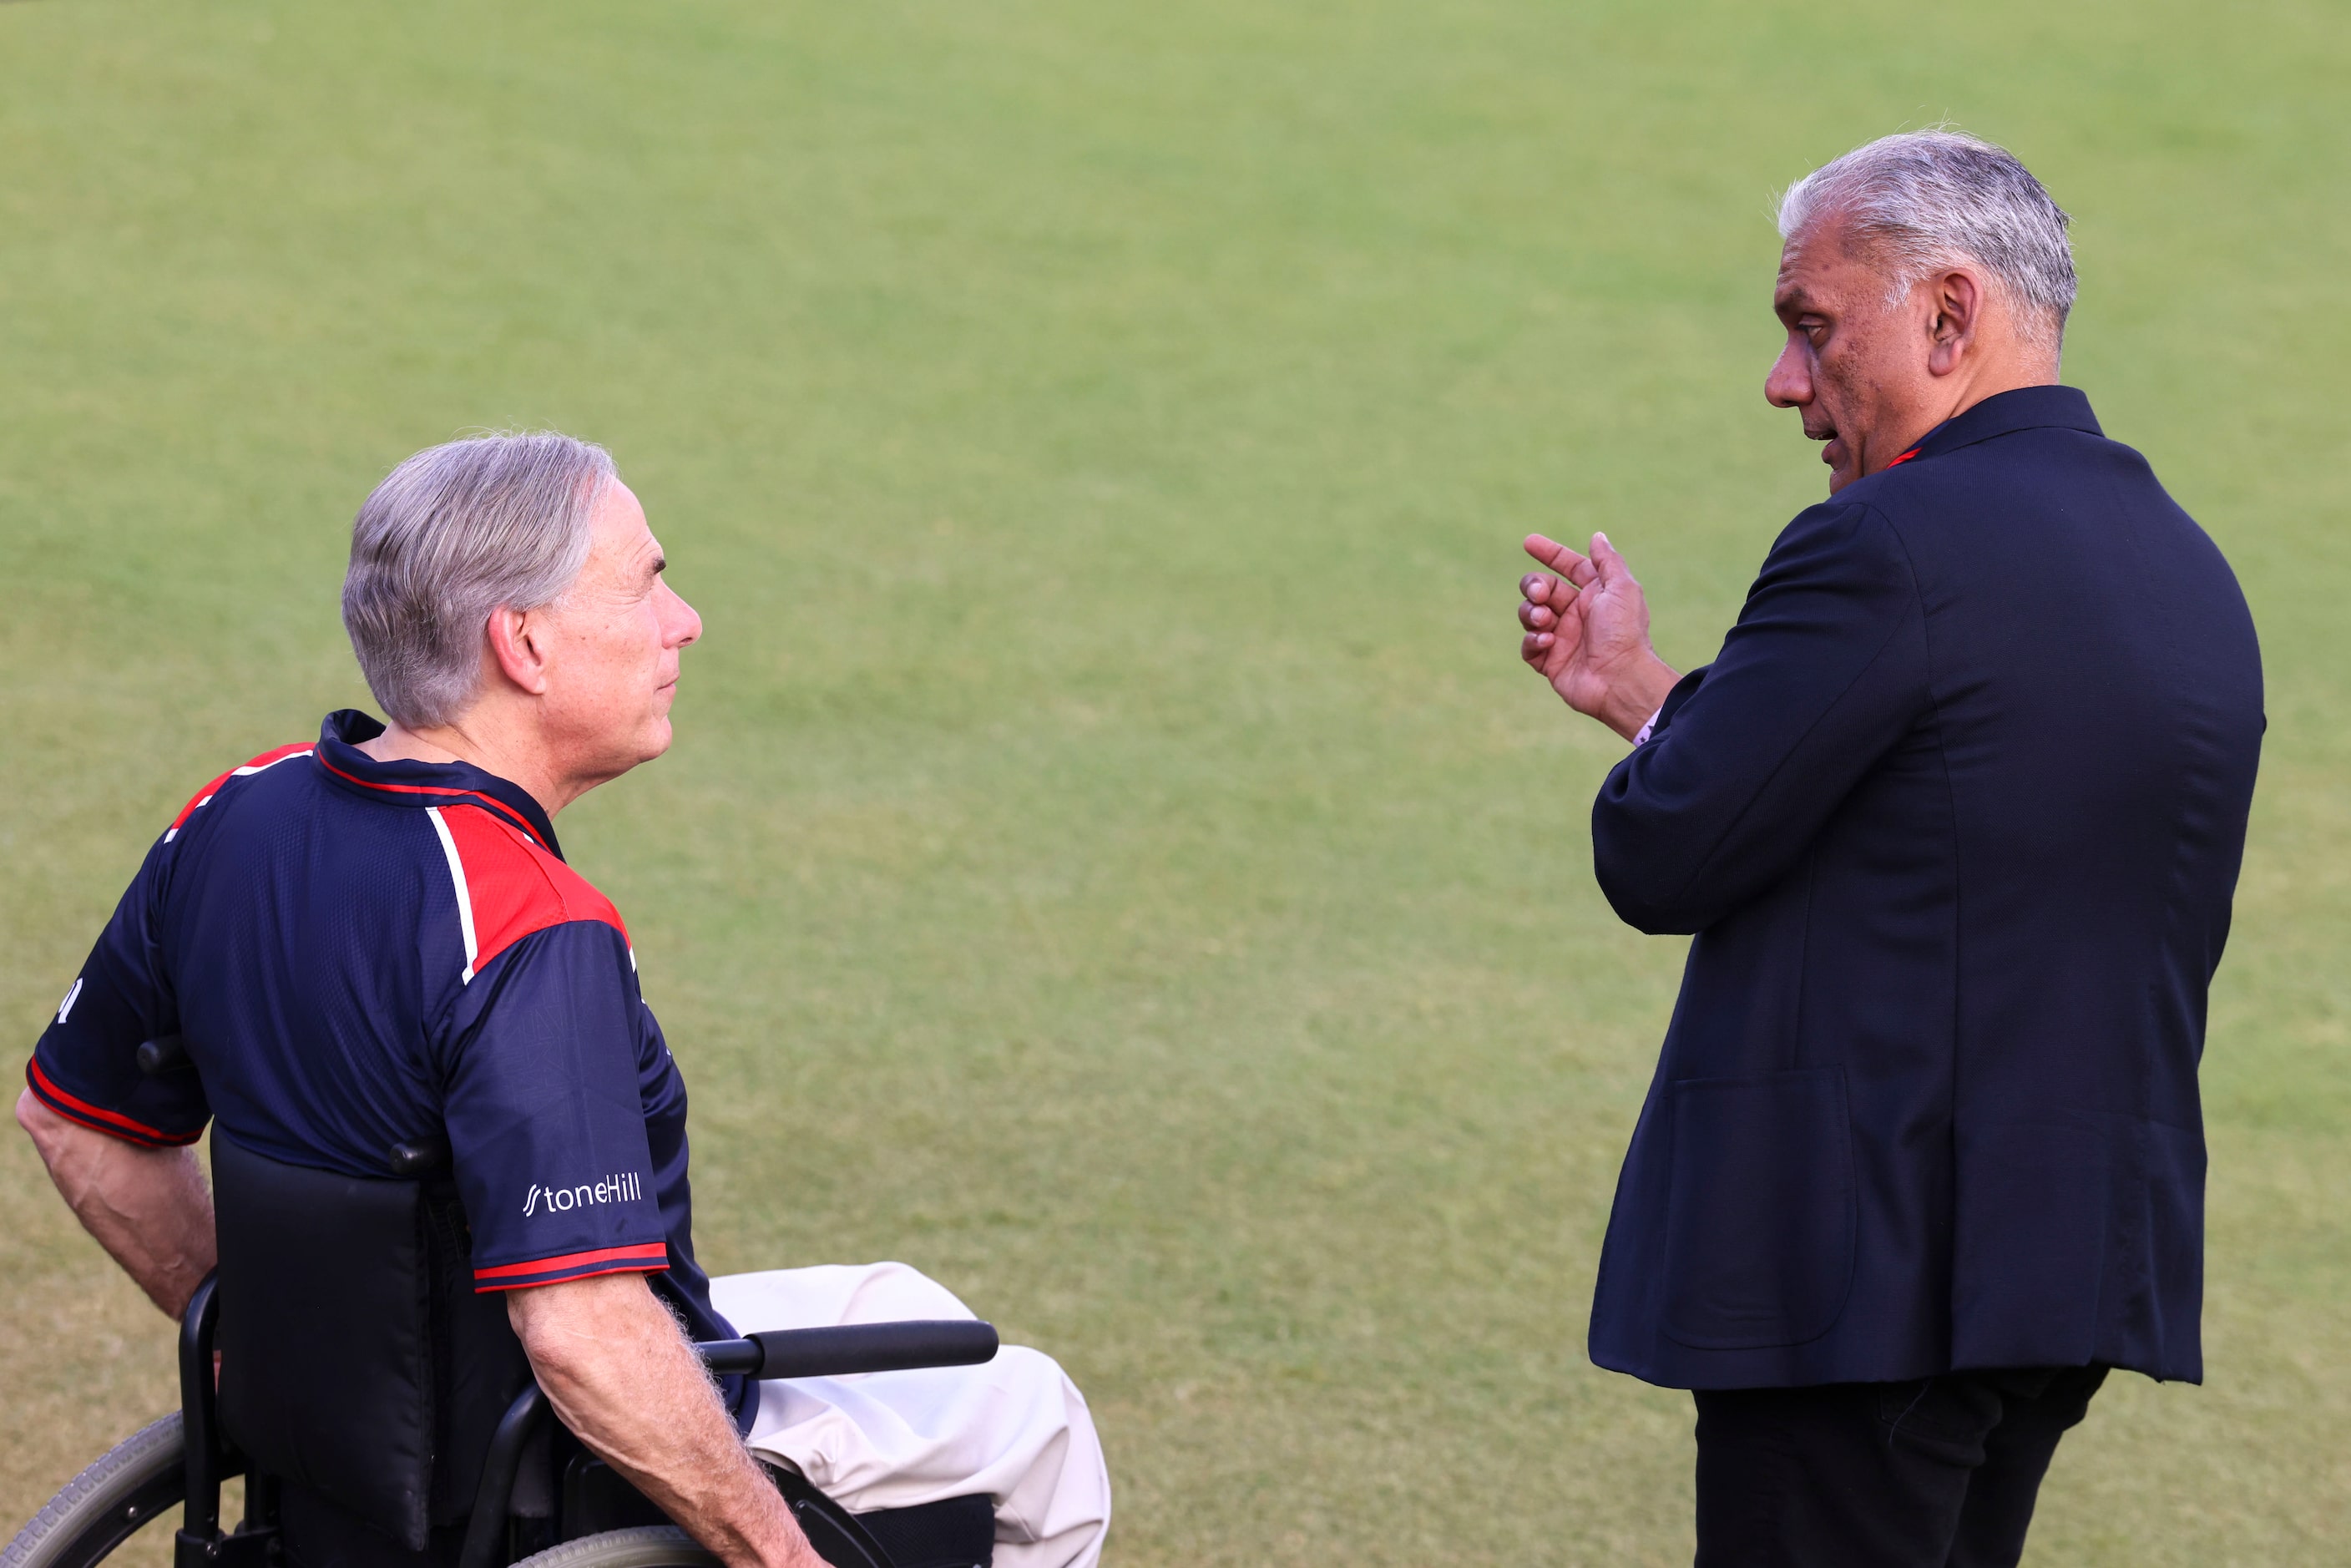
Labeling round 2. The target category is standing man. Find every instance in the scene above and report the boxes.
[1515,131,2263,1565]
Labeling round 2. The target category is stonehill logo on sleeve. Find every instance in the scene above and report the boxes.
[523,1171,646,1216]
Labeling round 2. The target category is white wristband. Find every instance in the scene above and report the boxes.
[1631,705,1665,747]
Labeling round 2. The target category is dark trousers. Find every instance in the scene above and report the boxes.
[1691,1364,2108,1568]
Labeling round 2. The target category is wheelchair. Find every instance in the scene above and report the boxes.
[5,1131,1002,1568]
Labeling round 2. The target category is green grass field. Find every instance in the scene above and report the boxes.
[3,2,2346,1562]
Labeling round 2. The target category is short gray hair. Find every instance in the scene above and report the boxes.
[1777,129,2076,348]
[342,432,615,728]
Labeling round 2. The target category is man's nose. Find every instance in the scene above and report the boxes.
[1765,341,1812,409]
[660,583,703,648]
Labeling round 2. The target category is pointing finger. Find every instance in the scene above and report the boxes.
[1524,534,1595,585]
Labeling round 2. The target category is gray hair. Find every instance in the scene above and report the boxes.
[341,432,615,728]
[1777,129,2076,349]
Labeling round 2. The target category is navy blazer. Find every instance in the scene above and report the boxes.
[1585,387,2262,1389]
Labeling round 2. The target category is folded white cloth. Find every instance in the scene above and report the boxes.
[709,1264,1111,1568]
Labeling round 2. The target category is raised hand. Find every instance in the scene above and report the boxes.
[1518,532,1681,742]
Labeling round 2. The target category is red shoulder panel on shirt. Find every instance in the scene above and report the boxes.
[435,803,629,977]
[168,743,316,835]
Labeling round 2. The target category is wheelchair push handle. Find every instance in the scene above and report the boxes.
[697,1320,999,1379]
[138,1034,189,1075]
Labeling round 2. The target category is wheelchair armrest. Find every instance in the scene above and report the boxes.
[697,1320,999,1380]
[455,1323,995,1568]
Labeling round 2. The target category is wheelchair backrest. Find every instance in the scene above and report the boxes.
[211,1136,533,1553]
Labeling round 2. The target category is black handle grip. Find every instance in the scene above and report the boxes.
[697,1320,999,1380]
[137,1034,188,1075]
[387,1133,452,1177]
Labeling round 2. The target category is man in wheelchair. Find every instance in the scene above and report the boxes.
[13,435,1110,1568]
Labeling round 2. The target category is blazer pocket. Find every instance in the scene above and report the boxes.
[1660,1065,1856,1349]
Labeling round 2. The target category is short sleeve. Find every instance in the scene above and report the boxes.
[442,921,670,1292]
[28,835,211,1147]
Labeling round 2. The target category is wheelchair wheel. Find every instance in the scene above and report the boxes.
[509,1526,716,1568]
[3,1415,185,1568]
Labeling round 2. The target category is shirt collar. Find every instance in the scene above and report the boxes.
[312,710,563,857]
[1893,384,2103,468]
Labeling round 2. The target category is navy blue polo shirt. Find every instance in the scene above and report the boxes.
[29,711,753,1419]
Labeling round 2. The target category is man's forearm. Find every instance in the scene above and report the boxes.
[17,1088,216,1320]
[508,1273,820,1568]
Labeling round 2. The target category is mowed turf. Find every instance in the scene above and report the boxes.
[3,2,2346,1562]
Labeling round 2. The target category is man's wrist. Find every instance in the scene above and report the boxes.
[1599,655,1680,743]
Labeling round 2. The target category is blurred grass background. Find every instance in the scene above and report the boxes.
[3,1,2344,1562]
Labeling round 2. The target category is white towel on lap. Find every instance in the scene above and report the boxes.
[709,1264,1111,1568]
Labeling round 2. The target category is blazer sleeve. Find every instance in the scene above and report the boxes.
[1592,499,1930,934]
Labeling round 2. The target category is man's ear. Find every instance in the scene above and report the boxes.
[484,606,554,697]
[1924,268,1984,377]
